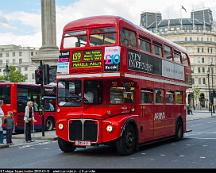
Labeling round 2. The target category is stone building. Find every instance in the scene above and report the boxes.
[140,9,216,109]
[0,45,38,83]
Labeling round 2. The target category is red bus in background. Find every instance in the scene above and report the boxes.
[56,16,192,155]
[0,82,56,132]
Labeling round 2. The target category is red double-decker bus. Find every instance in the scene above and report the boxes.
[56,16,191,155]
[0,82,56,132]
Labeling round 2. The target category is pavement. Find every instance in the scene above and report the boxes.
[0,109,215,149]
[0,130,57,148]
[186,109,216,121]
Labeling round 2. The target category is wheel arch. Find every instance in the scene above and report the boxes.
[176,115,183,127]
[45,115,56,129]
[120,118,139,142]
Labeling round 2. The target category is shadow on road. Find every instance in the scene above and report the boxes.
[59,137,191,157]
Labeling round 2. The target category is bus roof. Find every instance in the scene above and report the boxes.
[0,82,38,86]
[64,15,121,31]
[0,82,56,88]
[63,15,186,53]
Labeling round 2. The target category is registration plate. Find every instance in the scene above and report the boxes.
[74,140,91,146]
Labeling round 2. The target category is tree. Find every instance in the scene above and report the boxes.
[0,66,27,82]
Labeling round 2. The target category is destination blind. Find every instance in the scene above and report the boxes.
[72,50,102,68]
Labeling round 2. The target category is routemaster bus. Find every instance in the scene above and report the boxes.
[0,82,56,132]
[56,16,191,155]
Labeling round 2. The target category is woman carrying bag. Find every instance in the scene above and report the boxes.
[24,101,35,143]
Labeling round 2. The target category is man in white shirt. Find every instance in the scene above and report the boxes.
[84,90,94,103]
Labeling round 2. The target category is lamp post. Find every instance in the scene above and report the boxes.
[207,73,212,116]
[209,62,215,113]
[4,63,10,81]
[39,60,45,137]
[208,62,215,115]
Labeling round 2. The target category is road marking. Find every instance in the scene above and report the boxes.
[19,145,31,149]
[186,131,216,136]
[207,121,216,123]
[38,141,49,145]
[200,156,206,159]
[202,145,208,147]
[188,137,216,140]
[186,143,192,146]
[18,141,51,149]
[179,155,184,157]
[141,153,146,155]
[160,154,166,157]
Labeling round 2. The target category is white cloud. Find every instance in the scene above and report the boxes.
[5,11,41,32]
[1,0,216,47]
[0,32,41,48]
[0,15,15,30]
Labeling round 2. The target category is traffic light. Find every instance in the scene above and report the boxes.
[43,64,50,85]
[35,66,43,84]
[213,90,216,97]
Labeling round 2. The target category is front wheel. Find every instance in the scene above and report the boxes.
[46,117,55,131]
[58,137,76,153]
[116,124,137,155]
[175,120,183,141]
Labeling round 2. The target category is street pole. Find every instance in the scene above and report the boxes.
[40,60,45,137]
[207,73,211,113]
[5,63,10,81]
[211,63,215,113]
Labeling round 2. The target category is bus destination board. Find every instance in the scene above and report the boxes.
[72,50,102,68]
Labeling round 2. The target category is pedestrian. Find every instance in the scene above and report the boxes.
[4,111,14,145]
[0,100,4,144]
[187,104,193,115]
[24,101,35,143]
[189,104,193,115]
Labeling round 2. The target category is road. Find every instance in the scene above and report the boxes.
[0,117,216,168]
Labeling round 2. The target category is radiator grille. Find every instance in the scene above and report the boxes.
[69,120,82,141]
[69,120,98,142]
[84,120,97,141]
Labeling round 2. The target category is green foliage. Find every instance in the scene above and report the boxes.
[0,75,6,80]
[0,66,27,82]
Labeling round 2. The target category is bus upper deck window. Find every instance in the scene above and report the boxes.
[174,50,181,64]
[138,37,151,52]
[182,52,189,66]
[63,30,87,48]
[90,27,116,46]
[164,45,173,61]
[153,42,162,57]
[120,29,136,48]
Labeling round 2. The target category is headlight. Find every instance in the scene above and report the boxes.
[58,123,64,130]
[106,125,113,132]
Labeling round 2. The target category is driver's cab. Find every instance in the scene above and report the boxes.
[57,79,136,107]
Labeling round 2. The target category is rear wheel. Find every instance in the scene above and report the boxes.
[116,124,137,155]
[46,117,55,131]
[175,120,183,141]
[58,137,76,153]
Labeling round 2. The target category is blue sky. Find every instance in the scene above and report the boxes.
[0,0,215,47]
[0,0,76,34]
[0,0,75,13]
